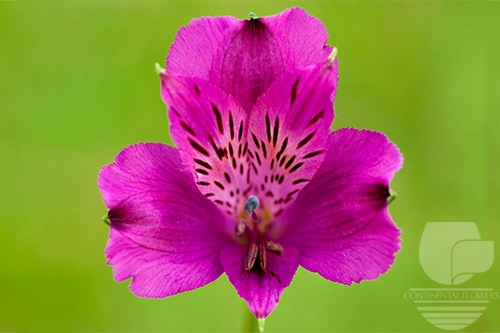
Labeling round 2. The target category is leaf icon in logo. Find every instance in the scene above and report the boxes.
[451,240,494,285]
[419,222,494,285]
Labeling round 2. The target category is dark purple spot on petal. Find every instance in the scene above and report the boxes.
[278,137,288,158]
[289,162,304,173]
[238,121,244,142]
[297,132,316,149]
[291,76,300,105]
[195,168,209,175]
[229,112,234,139]
[266,113,271,143]
[287,189,299,197]
[193,84,200,96]
[285,156,296,169]
[171,107,180,117]
[292,179,309,185]
[243,142,248,156]
[270,270,281,283]
[224,172,231,183]
[270,159,274,170]
[261,141,267,158]
[194,159,212,170]
[284,197,292,203]
[273,117,279,147]
[229,143,234,157]
[279,155,286,167]
[189,139,209,157]
[308,110,325,126]
[278,175,285,184]
[303,151,324,159]
[180,121,195,136]
[240,164,244,175]
[252,133,260,149]
[204,193,214,197]
[214,181,225,190]
[251,162,258,175]
[208,135,223,160]
[215,200,224,205]
[255,152,261,166]
[232,158,237,169]
[212,103,224,135]
[197,181,210,186]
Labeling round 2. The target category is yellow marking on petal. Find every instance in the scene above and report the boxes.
[263,209,272,222]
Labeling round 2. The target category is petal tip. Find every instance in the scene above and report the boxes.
[155,62,166,75]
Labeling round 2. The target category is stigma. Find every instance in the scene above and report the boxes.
[245,195,259,215]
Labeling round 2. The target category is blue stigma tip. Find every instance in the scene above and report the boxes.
[245,195,260,215]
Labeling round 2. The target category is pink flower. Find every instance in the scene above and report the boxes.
[98,8,403,322]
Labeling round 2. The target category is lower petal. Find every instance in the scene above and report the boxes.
[219,242,300,319]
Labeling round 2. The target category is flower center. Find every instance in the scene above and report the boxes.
[235,195,284,273]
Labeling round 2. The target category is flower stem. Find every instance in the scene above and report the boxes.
[243,308,259,332]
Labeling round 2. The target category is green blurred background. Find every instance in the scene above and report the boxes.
[1,0,499,332]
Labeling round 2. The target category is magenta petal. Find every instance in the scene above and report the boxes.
[220,242,300,319]
[160,73,250,212]
[99,143,232,297]
[277,128,403,285]
[247,60,338,216]
[167,16,242,80]
[260,7,333,71]
[209,17,286,111]
[167,8,333,111]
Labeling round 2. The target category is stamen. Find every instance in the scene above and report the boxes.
[266,241,284,255]
[259,243,267,272]
[244,195,260,215]
[245,244,259,271]
[235,218,246,237]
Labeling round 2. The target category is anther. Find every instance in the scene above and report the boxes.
[259,243,267,272]
[245,244,259,271]
[245,195,260,215]
[266,241,284,255]
[235,218,246,237]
